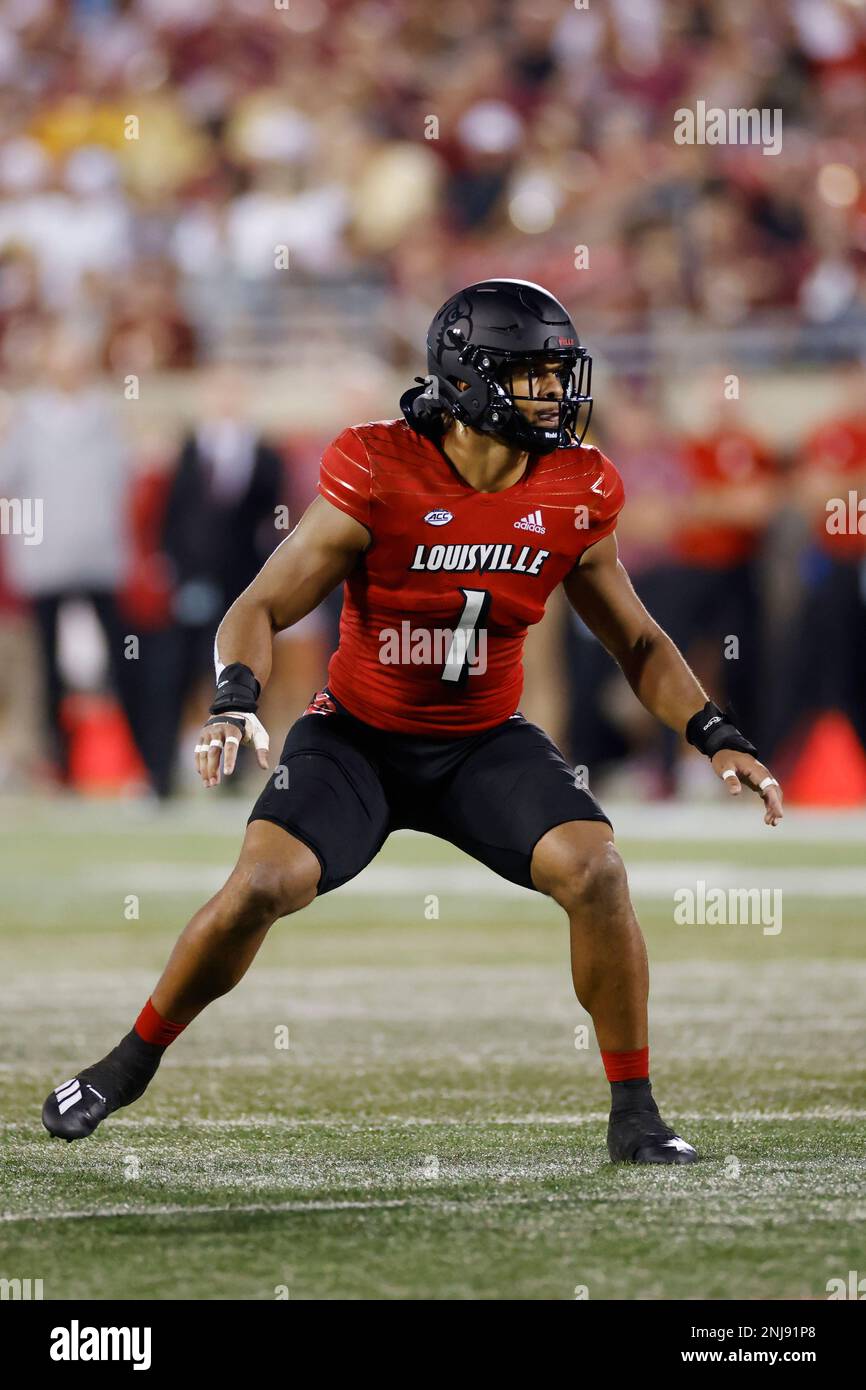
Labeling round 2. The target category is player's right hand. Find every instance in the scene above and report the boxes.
[194,712,270,787]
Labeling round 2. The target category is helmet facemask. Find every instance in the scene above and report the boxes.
[444,334,593,455]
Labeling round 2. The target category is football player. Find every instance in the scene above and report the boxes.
[43,280,783,1163]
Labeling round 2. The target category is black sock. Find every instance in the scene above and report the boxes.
[610,1076,658,1114]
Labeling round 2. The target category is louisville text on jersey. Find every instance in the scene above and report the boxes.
[408,541,550,574]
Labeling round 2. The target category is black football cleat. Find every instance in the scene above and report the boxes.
[607,1106,698,1164]
[42,1075,111,1142]
[42,1031,164,1142]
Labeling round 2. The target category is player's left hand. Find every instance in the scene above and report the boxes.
[195,711,270,788]
[711,750,783,826]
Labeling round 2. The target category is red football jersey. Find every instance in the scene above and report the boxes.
[318,418,624,735]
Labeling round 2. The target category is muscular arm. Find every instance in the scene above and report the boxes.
[563,533,783,823]
[196,496,369,786]
[563,533,705,734]
[214,495,370,688]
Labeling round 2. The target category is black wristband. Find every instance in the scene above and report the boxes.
[209,662,261,716]
[685,700,757,759]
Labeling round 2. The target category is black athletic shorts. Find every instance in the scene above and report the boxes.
[248,689,612,895]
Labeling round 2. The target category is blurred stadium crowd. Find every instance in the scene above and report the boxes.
[0,0,865,801]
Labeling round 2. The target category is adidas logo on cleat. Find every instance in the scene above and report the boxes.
[54,1079,82,1114]
[607,1104,699,1164]
[515,509,545,534]
[661,1136,697,1156]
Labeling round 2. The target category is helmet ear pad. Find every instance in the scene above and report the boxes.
[438,362,515,435]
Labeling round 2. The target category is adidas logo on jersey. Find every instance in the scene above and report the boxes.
[515,509,545,534]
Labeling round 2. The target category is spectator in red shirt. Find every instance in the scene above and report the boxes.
[649,416,778,759]
[779,366,866,756]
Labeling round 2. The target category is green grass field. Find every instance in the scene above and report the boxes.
[1,791,864,1301]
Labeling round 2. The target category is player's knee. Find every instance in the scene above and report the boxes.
[545,840,628,915]
[225,857,318,927]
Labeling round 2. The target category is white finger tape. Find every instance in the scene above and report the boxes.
[224,735,240,747]
[219,709,270,753]
[208,738,223,750]
[721,769,738,782]
[194,744,207,754]
[759,777,779,792]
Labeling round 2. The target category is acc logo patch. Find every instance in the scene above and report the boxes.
[424,509,453,526]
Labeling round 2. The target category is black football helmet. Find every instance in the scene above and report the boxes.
[401,278,592,455]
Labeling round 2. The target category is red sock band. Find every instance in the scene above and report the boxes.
[134,998,187,1048]
[601,1046,649,1082]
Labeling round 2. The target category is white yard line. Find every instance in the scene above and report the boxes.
[608,804,866,843]
[6,796,866,843]
[78,860,866,897]
[4,1108,864,1132]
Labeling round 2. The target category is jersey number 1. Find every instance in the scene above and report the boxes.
[442,588,490,684]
